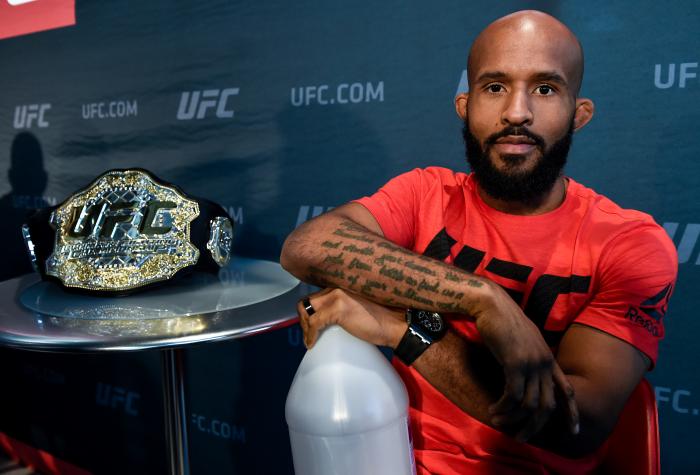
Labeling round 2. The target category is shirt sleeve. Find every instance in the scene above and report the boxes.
[353,168,426,249]
[573,224,678,367]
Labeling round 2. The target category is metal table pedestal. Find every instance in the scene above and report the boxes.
[0,258,304,475]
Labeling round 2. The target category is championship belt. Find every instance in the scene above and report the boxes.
[21,169,234,295]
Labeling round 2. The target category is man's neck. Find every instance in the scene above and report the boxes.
[476,177,568,216]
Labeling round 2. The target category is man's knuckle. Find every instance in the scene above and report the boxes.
[540,354,554,367]
[506,387,521,399]
[330,288,345,299]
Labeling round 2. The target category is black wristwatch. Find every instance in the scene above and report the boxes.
[394,309,448,366]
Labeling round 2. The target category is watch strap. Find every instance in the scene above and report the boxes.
[394,324,432,366]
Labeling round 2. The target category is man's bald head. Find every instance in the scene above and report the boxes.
[467,10,584,95]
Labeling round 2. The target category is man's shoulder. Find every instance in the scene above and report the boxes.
[568,178,676,264]
[569,178,660,228]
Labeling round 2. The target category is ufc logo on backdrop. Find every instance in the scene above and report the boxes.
[296,205,334,228]
[176,88,239,120]
[96,382,141,417]
[664,222,700,264]
[654,63,698,89]
[13,104,50,129]
[0,0,75,40]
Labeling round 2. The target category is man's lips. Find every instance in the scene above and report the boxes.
[493,135,537,154]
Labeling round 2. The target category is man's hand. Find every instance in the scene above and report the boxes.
[296,286,578,443]
[473,280,579,441]
[283,203,577,442]
[297,288,406,349]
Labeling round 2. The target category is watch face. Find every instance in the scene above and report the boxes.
[417,310,443,332]
[408,309,447,340]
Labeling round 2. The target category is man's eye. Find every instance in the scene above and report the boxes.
[487,84,504,93]
[535,85,554,95]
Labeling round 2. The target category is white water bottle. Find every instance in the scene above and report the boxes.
[286,325,416,475]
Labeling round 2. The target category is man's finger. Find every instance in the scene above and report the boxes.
[520,373,541,412]
[490,370,525,415]
[492,373,540,428]
[491,407,531,427]
[305,311,321,348]
[514,376,557,442]
[297,288,334,348]
[295,300,309,346]
[553,362,579,435]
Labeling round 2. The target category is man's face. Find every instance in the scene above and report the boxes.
[463,18,583,205]
[463,118,573,206]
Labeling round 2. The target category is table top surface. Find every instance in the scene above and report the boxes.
[0,258,303,352]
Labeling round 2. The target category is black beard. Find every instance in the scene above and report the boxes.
[463,120,574,208]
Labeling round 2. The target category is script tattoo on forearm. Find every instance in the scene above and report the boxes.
[436,301,471,313]
[380,265,405,282]
[392,286,434,306]
[339,220,370,233]
[306,266,339,289]
[444,269,484,288]
[342,243,374,255]
[333,229,375,243]
[360,278,387,297]
[303,221,485,314]
[309,266,346,281]
[375,253,402,266]
[405,260,437,276]
[418,279,440,293]
[323,252,345,266]
[377,240,433,263]
[441,289,465,299]
[349,258,372,271]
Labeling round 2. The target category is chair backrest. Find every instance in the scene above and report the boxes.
[600,378,660,475]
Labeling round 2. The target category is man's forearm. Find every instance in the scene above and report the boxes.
[281,214,489,316]
[286,211,588,454]
[411,328,504,426]
[414,329,609,457]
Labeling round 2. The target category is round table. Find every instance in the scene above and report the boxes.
[0,258,303,475]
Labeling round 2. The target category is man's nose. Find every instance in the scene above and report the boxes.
[501,90,533,126]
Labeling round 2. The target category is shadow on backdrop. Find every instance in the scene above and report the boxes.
[0,132,49,281]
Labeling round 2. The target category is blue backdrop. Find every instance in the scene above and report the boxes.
[0,1,698,473]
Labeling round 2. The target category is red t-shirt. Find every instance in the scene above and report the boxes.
[355,167,677,475]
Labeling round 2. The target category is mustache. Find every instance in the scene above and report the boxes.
[484,126,545,149]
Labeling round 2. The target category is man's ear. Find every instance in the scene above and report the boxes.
[455,93,469,121]
[573,98,594,131]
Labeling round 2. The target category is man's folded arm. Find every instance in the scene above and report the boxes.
[281,202,491,316]
[285,202,582,445]
[529,324,650,456]
[410,321,649,457]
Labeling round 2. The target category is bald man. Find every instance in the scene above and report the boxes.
[281,10,677,474]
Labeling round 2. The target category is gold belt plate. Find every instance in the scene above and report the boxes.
[46,170,200,292]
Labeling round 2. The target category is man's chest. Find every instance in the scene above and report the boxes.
[413,212,597,346]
